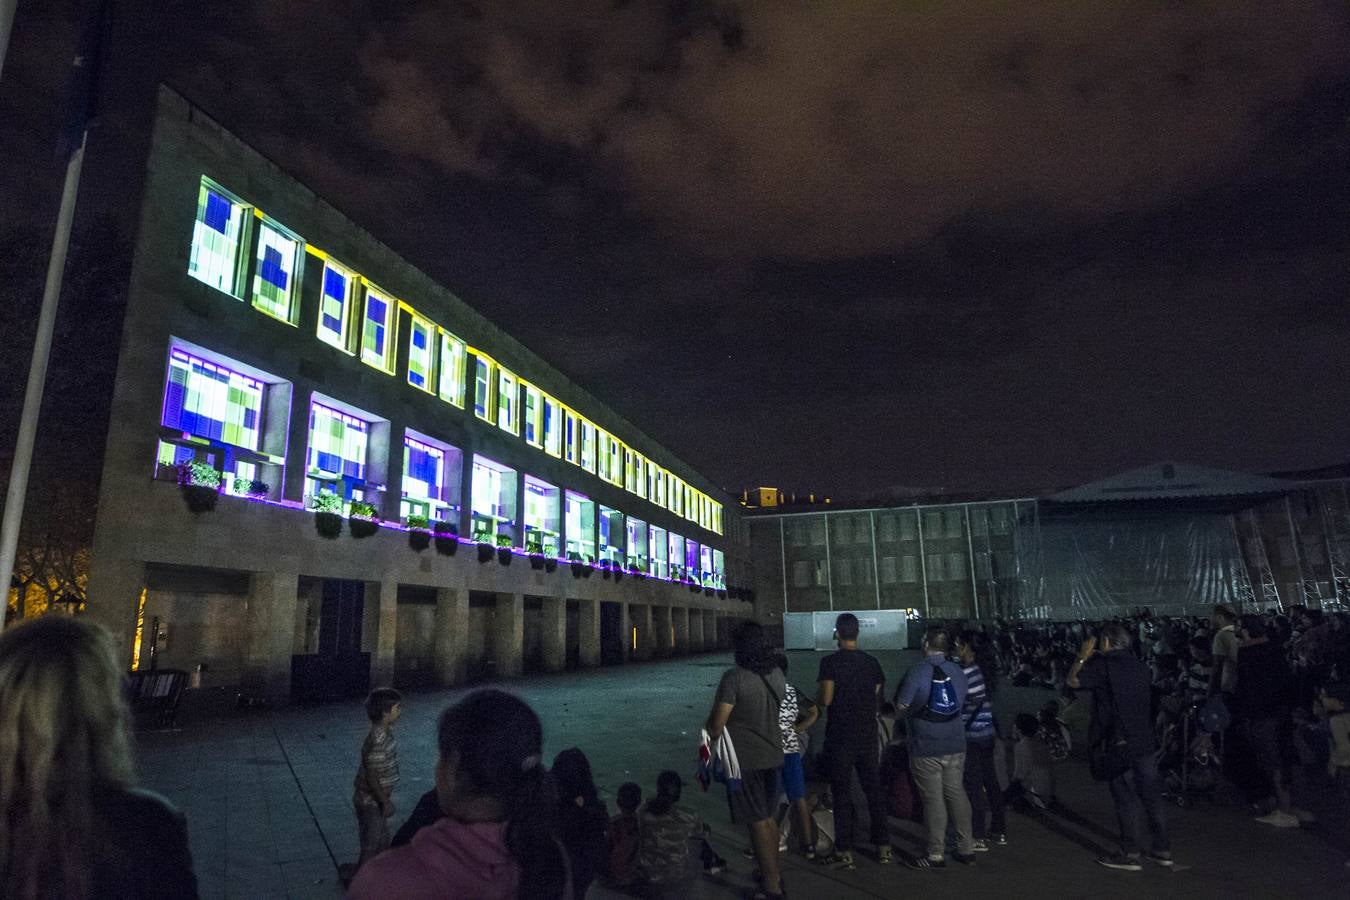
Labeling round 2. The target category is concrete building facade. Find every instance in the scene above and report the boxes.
[86,90,750,702]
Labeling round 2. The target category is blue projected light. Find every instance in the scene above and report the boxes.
[204,191,232,234]
[259,246,288,289]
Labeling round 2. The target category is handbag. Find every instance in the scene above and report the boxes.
[1088,656,1133,782]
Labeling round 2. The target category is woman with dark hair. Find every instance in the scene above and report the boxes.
[706,622,787,899]
[348,690,569,900]
[551,748,608,900]
[0,616,199,900]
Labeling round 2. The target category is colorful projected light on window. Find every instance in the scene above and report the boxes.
[252,222,299,321]
[318,262,352,348]
[188,183,244,294]
[439,332,466,407]
[403,436,444,504]
[162,349,263,449]
[362,290,393,371]
[308,403,368,481]
[408,316,434,391]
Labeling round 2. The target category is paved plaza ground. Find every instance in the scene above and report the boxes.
[137,650,1347,899]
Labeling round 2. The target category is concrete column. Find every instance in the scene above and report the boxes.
[620,601,632,663]
[494,592,524,677]
[434,587,468,687]
[634,603,654,660]
[541,595,567,672]
[652,604,673,657]
[367,577,399,688]
[243,570,299,701]
[578,597,600,668]
[673,605,690,656]
[84,556,146,669]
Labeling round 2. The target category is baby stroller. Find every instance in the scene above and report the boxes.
[1160,700,1223,808]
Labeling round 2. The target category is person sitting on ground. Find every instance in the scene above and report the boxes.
[551,748,609,900]
[638,771,722,896]
[606,782,643,889]
[1006,714,1055,811]
[0,616,199,900]
[347,690,569,900]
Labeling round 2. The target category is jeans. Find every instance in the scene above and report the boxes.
[826,740,890,851]
[354,796,390,868]
[1107,752,1170,856]
[911,752,973,858]
[963,739,1006,839]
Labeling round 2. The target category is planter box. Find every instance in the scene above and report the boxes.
[434,533,459,555]
[315,511,343,539]
[528,554,546,570]
[408,530,431,552]
[180,484,219,513]
[477,543,495,563]
[349,516,380,539]
[497,547,512,566]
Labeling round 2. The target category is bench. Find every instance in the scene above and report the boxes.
[126,669,188,728]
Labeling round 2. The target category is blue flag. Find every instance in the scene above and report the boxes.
[56,0,113,161]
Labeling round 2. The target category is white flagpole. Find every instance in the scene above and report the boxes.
[0,131,87,620]
[0,0,16,82]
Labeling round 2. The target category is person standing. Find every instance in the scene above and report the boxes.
[1236,616,1300,828]
[1069,622,1172,871]
[955,630,1006,849]
[1209,605,1240,701]
[895,626,973,869]
[706,622,788,900]
[816,613,892,869]
[774,653,820,858]
[352,688,402,872]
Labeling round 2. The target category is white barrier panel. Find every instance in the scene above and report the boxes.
[783,610,911,650]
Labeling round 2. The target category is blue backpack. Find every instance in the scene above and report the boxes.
[917,662,961,723]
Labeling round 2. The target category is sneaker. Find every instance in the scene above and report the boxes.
[798,846,817,862]
[906,855,947,870]
[820,851,855,871]
[970,840,989,853]
[1255,810,1301,829]
[990,832,1007,846]
[877,845,894,865]
[1097,852,1143,872]
[1146,851,1174,868]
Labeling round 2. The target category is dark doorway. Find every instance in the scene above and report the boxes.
[565,600,581,670]
[291,579,370,702]
[600,601,624,666]
[394,585,438,691]
[522,596,545,674]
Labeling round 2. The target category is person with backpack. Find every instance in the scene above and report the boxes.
[816,613,892,870]
[893,626,973,869]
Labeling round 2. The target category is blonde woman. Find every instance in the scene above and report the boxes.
[0,616,198,900]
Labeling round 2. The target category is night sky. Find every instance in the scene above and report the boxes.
[4,1,1349,502]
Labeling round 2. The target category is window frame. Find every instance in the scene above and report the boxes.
[438,330,467,408]
[473,355,496,423]
[522,383,543,448]
[405,311,437,394]
[250,216,304,325]
[497,367,519,436]
[316,258,357,352]
[360,284,398,374]
[187,177,250,298]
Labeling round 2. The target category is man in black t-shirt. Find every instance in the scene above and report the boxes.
[816,613,891,869]
[1069,622,1171,872]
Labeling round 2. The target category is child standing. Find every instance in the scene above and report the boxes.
[353,687,402,871]
[606,782,642,889]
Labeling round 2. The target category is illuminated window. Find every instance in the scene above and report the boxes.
[649,524,668,578]
[609,439,623,486]
[625,449,640,495]
[685,539,700,578]
[644,460,657,502]
[439,331,466,407]
[523,476,560,555]
[188,179,247,295]
[565,490,596,559]
[700,545,713,585]
[306,403,369,503]
[599,506,624,563]
[564,409,578,464]
[317,261,355,350]
[470,455,516,542]
[497,368,518,435]
[596,429,611,481]
[407,314,436,393]
[580,420,596,473]
[399,437,442,520]
[361,288,396,372]
[712,503,723,535]
[473,356,495,421]
[668,533,685,576]
[251,220,301,323]
[162,349,263,450]
[685,484,696,522]
[625,516,647,568]
[712,549,725,588]
[523,384,543,447]
[543,396,561,457]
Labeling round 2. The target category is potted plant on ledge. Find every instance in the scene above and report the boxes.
[475,527,495,563]
[177,461,222,513]
[313,490,344,539]
[407,515,431,551]
[543,540,558,573]
[232,475,269,499]
[496,533,513,565]
[433,520,459,555]
[526,534,546,569]
[348,500,380,538]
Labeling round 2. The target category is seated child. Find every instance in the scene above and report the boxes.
[1007,713,1055,810]
[638,770,722,894]
[606,782,642,889]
